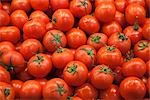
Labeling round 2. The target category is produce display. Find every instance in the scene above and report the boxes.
[0,0,150,99]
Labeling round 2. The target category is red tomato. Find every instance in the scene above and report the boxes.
[146,60,150,77]
[142,23,150,40]
[66,28,87,49]
[90,65,114,89]
[0,10,10,27]
[35,78,47,89]
[52,48,74,69]
[67,96,82,100]
[122,58,146,78]
[0,66,10,83]
[2,2,11,14]
[95,0,114,7]
[43,30,67,53]
[46,22,55,31]
[70,0,92,18]
[114,66,124,85]
[127,0,146,7]
[79,15,100,35]
[63,61,88,86]
[115,0,128,13]
[114,11,126,27]
[146,78,150,95]
[52,9,74,32]
[95,2,116,23]
[119,77,146,100]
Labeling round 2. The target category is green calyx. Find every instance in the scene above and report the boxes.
[67,64,77,75]
[107,46,115,51]
[67,96,72,100]
[52,17,57,24]
[81,48,95,57]
[56,47,64,53]
[33,55,44,64]
[80,0,88,8]
[56,83,67,96]
[91,35,101,43]
[4,88,10,97]
[51,32,62,46]
[138,41,148,50]
[133,22,139,31]
[99,65,112,74]
[118,33,128,41]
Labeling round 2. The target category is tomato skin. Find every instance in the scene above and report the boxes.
[115,0,128,13]
[43,78,69,100]
[27,53,52,78]
[146,78,150,95]
[19,39,44,61]
[95,2,116,23]
[43,30,67,53]
[102,21,122,37]
[114,11,126,27]
[0,66,10,83]
[146,60,150,77]
[87,33,108,51]
[67,96,82,100]
[63,61,88,86]
[95,0,114,7]
[142,23,150,40]
[2,2,11,14]
[79,15,100,35]
[114,66,124,85]
[119,77,146,100]
[122,58,146,78]
[10,10,28,30]
[125,3,146,25]
[52,48,74,69]
[127,0,146,7]
[90,65,114,89]
[0,10,10,27]
[20,80,42,99]
[70,0,92,18]
[35,78,47,89]
[66,28,87,49]
[52,9,74,32]
[46,22,55,31]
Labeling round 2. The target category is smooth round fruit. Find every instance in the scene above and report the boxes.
[0,10,10,27]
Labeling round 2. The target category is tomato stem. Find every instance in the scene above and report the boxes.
[56,83,67,96]
[81,48,94,57]
[33,55,44,64]
[51,32,62,46]
[99,65,112,74]
[107,46,115,51]
[67,64,77,75]
[4,88,10,97]
[118,33,128,41]
[133,22,139,31]
[91,35,101,43]
[138,41,148,50]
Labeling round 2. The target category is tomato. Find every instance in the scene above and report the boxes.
[19,39,44,61]
[10,10,28,30]
[95,2,116,23]
[123,24,143,45]
[115,0,127,13]
[125,3,146,25]
[0,10,10,27]
[70,0,92,18]
[0,82,15,100]
[79,15,100,35]
[90,65,114,89]
[102,21,122,37]
[114,66,124,85]
[122,58,146,78]
[46,22,54,31]
[0,66,10,83]
[108,32,131,55]
[27,53,52,78]
[119,77,146,100]
[97,46,123,69]
[1,2,11,14]
[67,96,82,100]
[75,45,96,69]
[35,78,47,89]
[52,9,74,32]
[0,2,2,9]
[29,0,49,11]
[10,0,31,12]
[20,80,42,99]
[142,23,150,40]
[63,61,88,86]
[146,78,150,95]
[43,30,67,53]
[11,80,23,98]
[146,60,150,77]
[29,10,50,24]
[114,11,126,27]
[127,0,146,7]
[95,0,114,7]
[99,84,121,100]
[134,40,150,62]
[66,28,87,49]
[50,0,69,11]
[74,83,98,99]
[52,48,74,69]
[43,78,69,99]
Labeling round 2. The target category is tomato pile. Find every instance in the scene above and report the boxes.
[0,0,150,99]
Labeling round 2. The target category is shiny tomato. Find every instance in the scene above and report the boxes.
[146,77,150,95]
[127,0,146,7]
[35,78,47,89]
[146,60,150,77]
[46,22,55,31]
[2,2,11,14]
[63,61,88,86]
[95,0,114,7]
[67,96,82,100]
[0,10,10,27]
[114,0,128,13]
[0,66,10,83]
[114,11,126,27]
[142,23,150,40]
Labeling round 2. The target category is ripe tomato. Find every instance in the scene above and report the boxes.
[70,0,92,18]
[0,66,10,83]
[95,2,116,23]
[50,0,69,11]
[0,10,10,27]
[43,78,69,99]
[142,23,150,40]
[10,10,28,30]
[67,96,82,100]
[99,84,121,100]
[52,9,74,32]
[102,21,122,37]
[66,28,87,49]
[90,65,114,89]
[74,83,98,99]
[20,80,42,99]
[146,77,150,95]
[114,11,126,27]
[43,30,67,53]
[10,0,31,12]
[122,58,146,78]
[108,32,131,55]
[134,40,150,62]
[125,3,146,25]
[19,39,44,61]
[29,0,49,11]
[35,78,47,89]
[75,45,96,69]
[27,53,52,78]
[114,66,124,85]
[23,19,46,40]
[52,48,74,69]
[63,61,88,86]
[146,60,150,77]
[127,0,146,7]
[97,46,123,69]
[119,77,146,100]
[87,33,108,51]
[2,2,11,14]
[114,0,128,13]
[46,22,55,31]
[95,0,114,7]
[79,15,100,35]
